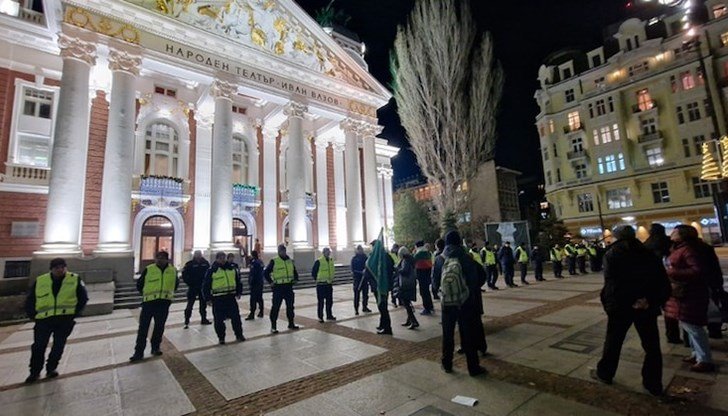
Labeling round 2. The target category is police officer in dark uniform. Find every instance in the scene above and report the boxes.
[246,250,265,320]
[264,244,300,333]
[351,245,372,315]
[130,251,178,362]
[25,258,88,383]
[312,247,336,323]
[182,250,212,329]
[203,251,244,344]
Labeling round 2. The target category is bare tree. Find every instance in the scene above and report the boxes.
[392,0,503,230]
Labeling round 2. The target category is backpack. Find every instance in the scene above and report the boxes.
[440,257,470,307]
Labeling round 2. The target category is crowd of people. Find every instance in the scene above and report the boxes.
[22,224,727,391]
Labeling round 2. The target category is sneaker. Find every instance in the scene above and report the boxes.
[468,366,488,377]
[25,374,40,384]
[236,336,246,342]
[326,316,337,321]
[184,324,189,329]
[271,328,279,334]
[376,328,393,335]
[401,321,412,327]
[318,318,324,323]
[690,362,716,373]
[288,324,300,330]
[362,307,372,313]
[129,354,144,363]
[589,368,612,385]
[408,322,419,330]
[151,350,163,356]
[46,370,59,379]
[201,320,213,325]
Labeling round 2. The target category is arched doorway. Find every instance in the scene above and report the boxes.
[233,218,252,256]
[140,215,174,269]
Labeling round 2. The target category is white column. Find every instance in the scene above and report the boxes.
[247,119,259,187]
[314,137,330,248]
[262,124,278,251]
[41,33,97,253]
[341,119,364,247]
[378,166,395,247]
[283,101,310,248]
[193,111,213,251]
[362,125,383,242]
[332,141,347,250]
[96,45,142,253]
[209,80,236,251]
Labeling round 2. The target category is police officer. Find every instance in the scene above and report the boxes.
[130,251,178,362]
[246,250,265,320]
[264,244,300,333]
[481,242,499,290]
[564,240,577,275]
[182,250,212,329]
[576,241,588,274]
[351,245,371,315]
[204,251,244,344]
[514,243,530,285]
[25,258,88,383]
[550,244,564,278]
[532,245,545,281]
[312,247,336,323]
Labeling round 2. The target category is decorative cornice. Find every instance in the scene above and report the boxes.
[283,101,308,119]
[58,32,97,65]
[108,48,142,76]
[361,123,384,139]
[194,110,214,129]
[339,118,362,134]
[210,79,237,100]
[332,141,346,153]
[377,166,394,179]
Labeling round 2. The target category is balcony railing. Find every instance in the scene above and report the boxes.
[232,184,259,205]
[3,163,50,186]
[632,100,656,114]
[567,149,588,160]
[279,190,316,210]
[139,175,184,197]
[19,8,45,25]
[637,130,662,144]
[563,123,584,134]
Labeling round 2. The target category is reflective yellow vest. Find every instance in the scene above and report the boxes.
[564,244,576,256]
[483,249,496,266]
[588,247,597,257]
[143,264,177,302]
[272,256,295,284]
[577,247,587,257]
[516,247,529,263]
[316,256,335,284]
[470,249,484,265]
[550,248,563,262]
[211,267,237,296]
[35,273,78,319]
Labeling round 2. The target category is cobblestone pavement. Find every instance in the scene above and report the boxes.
[1,273,727,416]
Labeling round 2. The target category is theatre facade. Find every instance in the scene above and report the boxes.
[0,0,398,287]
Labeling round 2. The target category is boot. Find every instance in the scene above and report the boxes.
[245,314,255,321]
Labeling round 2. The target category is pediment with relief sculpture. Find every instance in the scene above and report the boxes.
[124,0,376,93]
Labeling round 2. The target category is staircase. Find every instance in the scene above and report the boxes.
[113,265,355,309]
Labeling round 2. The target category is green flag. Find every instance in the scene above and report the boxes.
[366,228,390,304]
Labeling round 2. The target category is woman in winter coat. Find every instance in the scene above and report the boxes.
[665,225,714,373]
[395,246,419,329]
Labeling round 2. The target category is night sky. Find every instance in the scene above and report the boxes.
[295,0,635,186]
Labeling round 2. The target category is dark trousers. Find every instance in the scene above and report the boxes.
[270,284,295,327]
[519,262,528,282]
[664,316,682,342]
[249,285,264,316]
[134,300,171,355]
[316,284,334,319]
[416,270,434,312]
[378,294,392,331]
[29,318,75,375]
[578,257,587,274]
[486,265,499,287]
[597,311,663,391]
[568,257,577,275]
[441,305,480,372]
[502,263,515,286]
[534,261,544,281]
[184,286,207,324]
[403,299,418,325]
[553,261,563,277]
[353,276,369,312]
[212,295,243,341]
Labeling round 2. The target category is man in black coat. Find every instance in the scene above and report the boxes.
[203,251,244,344]
[432,230,487,376]
[592,226,671,396]
[498,242,516,288]
[182,250,212,328]
[644,223,682,344]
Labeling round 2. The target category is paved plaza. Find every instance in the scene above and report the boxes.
[0,274,726,415]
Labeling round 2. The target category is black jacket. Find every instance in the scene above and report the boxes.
[432,245,486,313]
[600,238,670,316]
[25,274,89,320]
[182,258,210,288]
[203,262,243,300]
[248,258,265,288]
[498,246,515,266]
[350,253,367,279]
[644,233,672,259]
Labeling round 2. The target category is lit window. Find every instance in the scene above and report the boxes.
[565,89,575,103]
[606,188,633,209]
[681,71,695,90]
[693,177,712,199]
[636,89,653,111]
[593,129,599,145]
[715,4,728,19]
[232,135,249,184]
[577,193,594,212]
[549,120,555,134]
[612,124,621,141]
[651,181,670,204]
[600,126,612,144]
[567,111,581,131]
[598,153,625,174]
[646,147,664,167]
[12,84,57,168]
[144,122,180,177]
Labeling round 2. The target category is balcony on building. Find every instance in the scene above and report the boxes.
[1,163,50,186]
[0,0,46,26]
[632,100,656,114]
[232,183,261,208]
[566,149,589,162]
[132,175,191,209]
[563,123,584,135]
[637,130,663,146]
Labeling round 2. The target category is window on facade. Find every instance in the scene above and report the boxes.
[687,102,701,121]
[697,67,705,85]
[693,177,712,198]
[549,120,555,133]
[646,147,664,167]
[231,105,246,115]
[546,171,552,185]
[588,103,595,118]
[637,89,653,111]
[565,89,575,103]
[640,117,657,135]
[556,168,562,182]
[606,188,633,209]
[715,4,728,18]
[670,75,678,93]
[552,143,558,157]
[612,124,621,141]
[538,124,545,138]
[596,99,606,116]
[574,163,588,179]
[633,35,640,48]
[682,138,691,157]
[676,106,685,124]
[154,85,177,98]
[600,125,612,144]
[592,129,599,145]
[232,135,249,184]
[651,182,670,204]
[626,38,633,51]
[571,136,584,153]
[608,96,614,112]
[144,122,179,177]
[577,193,594,212]
[681,71,695,90]
[628,61,649,77]
[592,55,602,67]
[542,147,549,161]
[567,111,580,131]
[563,68,572,79]
[13,85,56,168]
[598,153,625,174]
[693,135,706,155]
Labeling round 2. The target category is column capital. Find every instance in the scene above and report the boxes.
[108,48,142,76]
[210,79,236,100]
[362,123,384,138]
[283,101,308,119]
[332,140,346,153]
[314,136,330,149]
[58,32,97,66]
[262,124,279,141]
[250,117,263,130]
[194,110,214,129]
[339,118,362,134]
[377,165,394,179]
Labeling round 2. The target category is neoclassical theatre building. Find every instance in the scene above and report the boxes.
[0,0,398,287]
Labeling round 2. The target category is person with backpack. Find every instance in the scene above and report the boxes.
[395,246,419,330]
[432,230,487,377]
